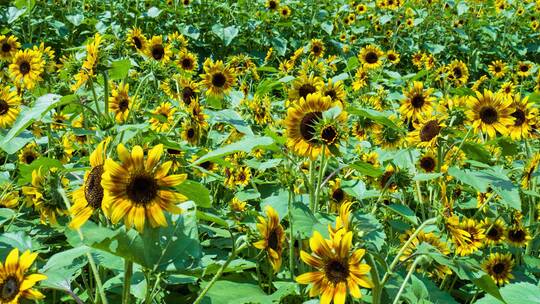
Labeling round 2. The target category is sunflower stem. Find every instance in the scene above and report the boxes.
[288,186,295,280]
[366,253,382,304]
[89,78,103,118]
[392,256,422,304]
[102,70,111,122]
[314,146,327,211]
[122,260,133,304]
[309,159,316,210]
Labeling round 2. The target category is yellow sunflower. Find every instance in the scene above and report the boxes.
[399,81,435,120]
[9,49,44,90]
[522,153,540,189]
[310,39,325,58]
[322,80,346,104]
[386,50,400,64]
[488,60,507,79]
[254,206,285,272]
[101,144,188,232]
[180,121,200,145]
[452,217,485,256]
[358,44,384,69]
[18,142,40,165]
[126,27,147,52]
[507,93,538,140]
[145,35,172,63]
[288,74,324,102]
[447,60,469,87]
[506,225,531,247]
[201,59,236,97]
[0,85,21,128]
[466,89,514,138]
[482,218,506,246]
[284,92,347,158]
[0,184,18,209]
[516,61,532,77]
[69,139,110,229]
[109,82,131,123]
[0,248,47,303]
[0,35,20,61]
[498,81,516,96]
[483,253,514,285]
[328,178,350,212]
[149,102,176,132]
[406,114,446,148]
[280,5,291,18]
[418,151,437,173]
[296,230,372,304]
[176,50,198,72]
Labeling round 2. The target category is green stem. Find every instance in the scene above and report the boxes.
[288,187,295,280]
[314,146,327,212]
[366,254,382,304]
[102,70,111,121]
[89,78,102,117]
[392,257,422,304]
[122,260,133,304]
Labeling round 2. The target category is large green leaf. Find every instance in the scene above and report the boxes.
[193,136,274,165]
[176,180,212,208]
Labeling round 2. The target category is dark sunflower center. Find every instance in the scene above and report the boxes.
[119,99,129,111]
[388,54,396,61]
[84,165,104,209]
[281,8,288,15]
[152,45,165,60]
[332,188,345,202]
[268,229,279,251]
[453,67,462,78]
[182,87,195,105]
[325,89,337,100]
[479,106,498,124]
[487,226,502,240]
[19,61,31,75]
[0,99,9,115]
[324,259,349,284]
[511,109,525,126]
[321,125,338,144]
[181,58,193,70]
[420,156,436,172]
[312,45,321,55]
[411,94,425,108]
[24,152,36,164]
[420,120,441,142]
[494,66,501,72]
[200,161,212,170]
[187,128,195,139]
[299,112,322,142]
[126,173,158,205]
[508,229,526,242]
[365,51,378,64]
[520,65,528,72]
[212,72,226,88]
[133,37,142,49]
[1,43,11,53]
[167,148,181,155]
[0,276,19,301]
[492,262,506,275]
[268,0,277,9]
[298,84,317,99]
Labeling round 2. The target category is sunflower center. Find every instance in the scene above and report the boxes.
[200,161,212,170]
[325,89,337,100]
[126,173,158,205]
[419,156,436,172]
[520,65,528,72]
[298,84,317,99]
[492,262,506,275]
[133,37,142,49]
[24,152,36,164]
[487,226,502,239]
[268,0,277,9]
[187,128,195,139]
[365,51,378,64]
[312,45,321,55]
[84,165,104,209]
[508,228,525,242]
[324,259,349,284]
[479,106,498,124]
[321,125,338,144]
[494,66,501,72]
[0,276,19,302]
[0,99,9,115]
[1,43,11,53]
[181,58,193,70]
[182,87,194,105]
[119,98,129,111]
[332,188,345,202]
[453,67,462,78]
[211,72,226,88]
[268,229,279,251]
[388,54,396,61]
[152,45,165,60]
[420,120,441,142]
[299,112,322,142]
[511,109,525,126]
[411,94,425,108]
[19,61,31,75]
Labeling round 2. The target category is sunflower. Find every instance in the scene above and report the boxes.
[516,61,532,77]
[109,82,131,123]
[466,90,514,138]
[145,35,172,63]
[0,35,20,61]
[488,60,507,79]
[247,94,273,125]
[181,121,199,145]
[284,92,346,158]
[69,139,110,229]
[21,168,68,225]
[266,0,279,10]
[18,142,40,165]
[161,75,200,107]
[0,183,18,209]
[328,179,350,212]
[71,33,102,91]
[498,81,516,96]
[229,197,247,212]
[407,114,446,148]
[201,59,236,97]
[310,39,325,58]
[522,153,540,189]
[418,151,437,173]
[101,144,188,232]
[297,229,372,304]
[506,225,531,247]
[187,98,208,129]
[483,253,514,285]
[386,50,400,64]
[352,67,369,91]
[400,230,452,279]
[373,118,404,149]
[254,206,285,272]
[0,248,47,303]
[358,44,384,69]
[447,60,469,87]
[452,217,485,256]
[176,50,198,72]
[322,80,346,104]
[482,218,506,246]
[149,102,176,132]
[9,49,44,90]
[126,27,147,52]
[280,5,291,18]
[399,81,435,120]
[507,93,538,140]
[0,85,21,128]
[288,74,324,102]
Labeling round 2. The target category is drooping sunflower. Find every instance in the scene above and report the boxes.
[101,144,188,232]
[310,39,325,58]
[109,82,131,123]
[288,74,324,102]
[507,93,538,140]
[284,92,346,158]
[21,168,68,225]
[322,80,346,104]
[447,60,469,87]
[488,60,507,79]
[0,85,21,128]
[483,253,514,285]
[506,225,531,247]
[69,139,110,229]
[126,27,147,52]
[407,114,446,148]
[466,89,514,138]
[0,248,47,303]
[522,153,540,189]
[149,102,176,132]
[358,44,384,69]
[482,218,506,246]
[145,35,172,63]
[201,59,236,97]
[176,50,198,72]
[400,230,452,279]
[254,206,285,272]
[9,49,44,90]
[0,35,20,61]
[399,81,435,120]
[296,230,372,304]
[71,33,102,91]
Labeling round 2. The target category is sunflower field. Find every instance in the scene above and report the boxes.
[1,0,540,303]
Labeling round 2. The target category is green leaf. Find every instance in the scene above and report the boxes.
[460,142,491,163]
[0,208,15,227]
[193,136,274,165]
[347,107,401,130]
[109,59,131,80]
[17,157,64,186]
[384,204,418,225]
[291,202,319,238]
[209,109,253,136]
[349,161,384,177]
[352,212,386,251]
[472,274,505,304]
[321,21,334,35]
[413,173,442,181]
[212,24,239,46]
[176,180,212,208]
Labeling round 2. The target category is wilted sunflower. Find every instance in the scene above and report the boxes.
[482,218,506,246]
[126,27,147,52]
[69,139,110,229]
[516,61,532,77]
[488,60,507,79]
[109,82,131,123]
[0,248,47,303]
[0,85,21,128]
[145,35,172,63]
[447,60,469,86]
[296,230,372,304]
[101,144,188,232]
[254,206,285,272]
[522,153,540,189]
[285,92,347,158]
[466,90,514,138]
[22,168,68,225]
[288,74,324,102]
[399,81,435,120]
[201,59,236,97]
[507,93,537,140]
[400,230,452,279]
[0,35,20,60]
[9,49,44,90]
[322,80,346,104]
[506,224,531,247]
[149,102,176,132]
[407,114,446,148]
[358,44,384,69]
[483,253,514,285]
[310,39,325,57]
[176,50,198,72]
